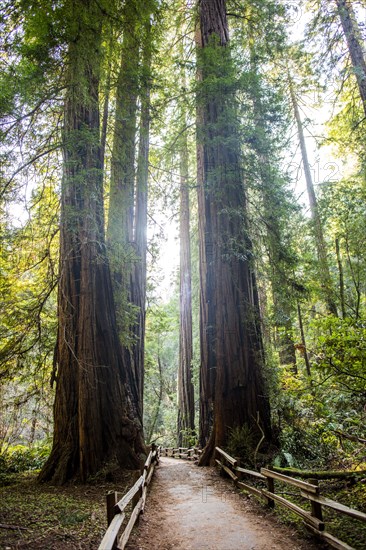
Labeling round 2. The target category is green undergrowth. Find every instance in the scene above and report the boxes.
[0,470,134,549]
[0,442,51,482]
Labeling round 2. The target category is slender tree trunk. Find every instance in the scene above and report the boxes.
[297,302,312,378]
[345,237,361,319]
[147,355,163,443]
[39,1,142,484]
[177,94,195,447]
[289,75,338,316]
[336,0,366,118]
[335,237,346,318]
[197,0,271,464]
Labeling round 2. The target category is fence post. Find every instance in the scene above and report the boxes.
[235,458,243,482]
[106,491,118,526]
[266,476,275,509]
[132,472,143,526]
[309,478,323,522]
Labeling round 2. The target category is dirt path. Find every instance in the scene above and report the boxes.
[126,457,322,550]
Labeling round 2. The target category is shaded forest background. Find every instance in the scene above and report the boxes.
[1,0,366,482]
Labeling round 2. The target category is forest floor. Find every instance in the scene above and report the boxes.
[0,467,135,549]
[126,457,324,550]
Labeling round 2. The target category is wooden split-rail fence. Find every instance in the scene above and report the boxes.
[214,446,366,550]
[98,446,159,550]
[98,444,365,550]
[159,446,202,460]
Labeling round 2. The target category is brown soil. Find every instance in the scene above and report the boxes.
[126,457,324,550]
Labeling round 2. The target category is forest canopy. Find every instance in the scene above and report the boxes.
[0,0,365,482]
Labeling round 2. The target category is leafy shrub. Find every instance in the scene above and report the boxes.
[0,441,51,473]
[310,316,366,394]
[276,423,339,469]
[226,424,255,466]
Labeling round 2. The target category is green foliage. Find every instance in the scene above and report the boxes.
[225,425,255,466]
[0,441,51,475]
[274,358,366,470]
[0,184,58,450]
[143,302,179,446]
[311,316,366,394]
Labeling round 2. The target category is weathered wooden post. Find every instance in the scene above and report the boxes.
[106,491,118,526]
[151,442,157,461]
[309,478,323,522]
[266,476,275,509]
[131,470,143,526]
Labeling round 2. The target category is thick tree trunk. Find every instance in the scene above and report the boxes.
[177,104,195,447]
[197,0,271,464]
[106,3,142,421]
[39,1,143,485]
[289,75,338,317]
[336,0,366,118]
[195,26,215,449]
[130,20,152,423]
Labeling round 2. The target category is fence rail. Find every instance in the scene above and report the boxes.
[159,446,201,460]
[215,446,366,550]
[98,446,159,550]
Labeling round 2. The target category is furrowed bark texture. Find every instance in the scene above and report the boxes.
[39,0,142,485]
[177,112,195,447]
[130,19,152,424]
[196,0,271,464]
[107,2,142,420]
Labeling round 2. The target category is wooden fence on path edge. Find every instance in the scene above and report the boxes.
[214,446,366,550]
[98,446,159,550]
[159,446,202,460]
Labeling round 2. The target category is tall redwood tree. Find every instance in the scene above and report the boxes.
[39,0,144,484]
[177,110,195,447]
[196,0,271,463]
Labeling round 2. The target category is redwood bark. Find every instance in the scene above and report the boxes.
[195,27,215,449]
[177,106,195,447]
[196,0,271,464]
[130,20,152,423]
[106,3,142,421]
[39,1,143,484]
